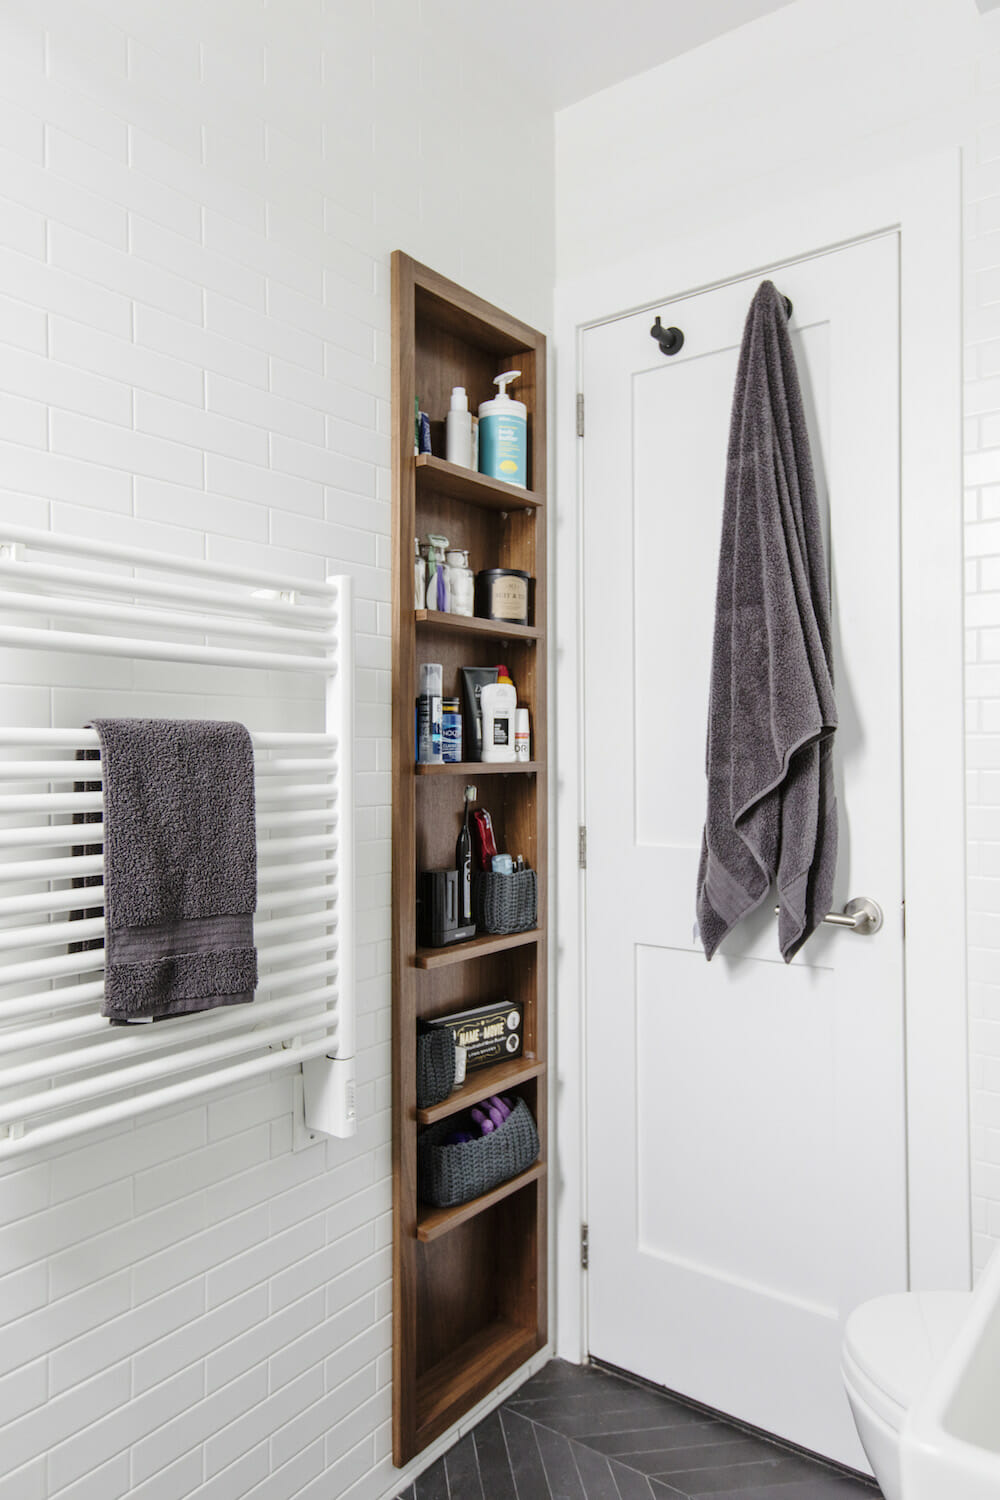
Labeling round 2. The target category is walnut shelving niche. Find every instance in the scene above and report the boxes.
[391,252,547,1465]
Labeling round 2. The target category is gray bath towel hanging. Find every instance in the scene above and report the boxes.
[91,717,258,1021]
[696,280,838,962]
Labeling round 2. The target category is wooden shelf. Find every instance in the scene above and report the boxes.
[416,1059,546,1124]
[415,454,542,511]
[393,250,547,1466]
[415,928,542,969]
[415,1322,541,1448]
[414,609,539,641]
[415,760,540,777]
[417,1162,546,1242]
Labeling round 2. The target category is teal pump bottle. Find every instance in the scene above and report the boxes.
[478,370,527,487]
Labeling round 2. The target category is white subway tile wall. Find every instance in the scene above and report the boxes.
[0,2,553,1498]
[966,87,1000,1274]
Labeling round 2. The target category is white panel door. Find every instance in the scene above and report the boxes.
[582,235,904,1469]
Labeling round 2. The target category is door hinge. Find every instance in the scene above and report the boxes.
[576,393,585,437]
[581,1223,589,1269]
[578,825,587,869]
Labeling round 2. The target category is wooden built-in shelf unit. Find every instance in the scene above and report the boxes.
[391,252,547,1465]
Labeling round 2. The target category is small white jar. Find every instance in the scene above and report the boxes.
[445,549,474,617]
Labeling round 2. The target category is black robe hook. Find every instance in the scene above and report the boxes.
[651,291,791,358]
[650,316,684,356]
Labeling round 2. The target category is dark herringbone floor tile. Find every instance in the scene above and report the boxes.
[395,1360,880,1500]
[533,1421,588,1499]
[501,1407,554,1498]
[473,1408,518,1500]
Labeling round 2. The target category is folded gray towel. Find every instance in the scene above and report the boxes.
[91,718,258,1021]
[696,281,838,962]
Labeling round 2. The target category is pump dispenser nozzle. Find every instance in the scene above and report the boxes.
[492,370,521,399]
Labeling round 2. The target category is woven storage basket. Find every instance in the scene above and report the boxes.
[416,1027,456,1110]
[417,1097,539,1208]
[472,869,537,935]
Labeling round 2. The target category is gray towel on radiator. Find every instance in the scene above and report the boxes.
[696,281,838,962]
[91,718,258,1021]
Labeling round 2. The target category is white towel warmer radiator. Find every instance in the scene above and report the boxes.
[0,523,355,1160]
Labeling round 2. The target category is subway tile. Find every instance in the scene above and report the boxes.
[134,477,268,543]
[0,290,46,354]
[206,290,324,374]
[0,437,132,511]
[0,341,132,427]
[269,1365,376,1472]
[243,1438,326,1500]
[0,141,126,248]
[204,452,324,517]
[206,1287,324,1394]
[49,1277,204,1397]
[206,370,326,446]
[130,213,266,309]
[189,1444,270,1500]
[269,356,378,429]
[49,222,198,321]
[0,1459,45,1500]
[268,1148,373,1236]
[133,388,268,465]
[48,1453,131,1500]
[132,1284,265,1397]
[131,1367,267,1486]
[206,1366,323,1476]
[135,1204,268,1304]
[47,129,200,241]
[0,242,131,336]
[0,1160,49,1228]
[0,1179,132,1279]
[206,1077,296,1142]
[50,408,205,487]
[0,1269,129,1377]
[50,1192,207,1302]
[130,127,263,235]
[206,1214,324,1309]
[133,304,269,390]
[49,314,204,407]
[268,1222,371,1313]
[126,1451,204,1500]
[1,1362,131,1481]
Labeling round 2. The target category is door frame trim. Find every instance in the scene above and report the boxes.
[553,149,969,1363]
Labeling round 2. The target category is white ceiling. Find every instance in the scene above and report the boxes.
[462,0,797,111]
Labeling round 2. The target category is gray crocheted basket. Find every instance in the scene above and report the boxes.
[417,1097,540,1208]
[472,869,537,935]
[416,1027,456,1110]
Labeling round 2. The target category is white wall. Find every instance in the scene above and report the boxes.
[0,3,553,1498]
[555,0,999,1274]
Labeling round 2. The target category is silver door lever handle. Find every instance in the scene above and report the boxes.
[774,897,883,935]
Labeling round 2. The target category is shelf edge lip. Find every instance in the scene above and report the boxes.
[415,760,540,776]
[414,609,539,640]
[415,1161,546,1241]
[414,453,544,508]
[414,927,544,969]
[415,1060,546,1124]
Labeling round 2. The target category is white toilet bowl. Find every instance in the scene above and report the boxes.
[841,1291,970,1500]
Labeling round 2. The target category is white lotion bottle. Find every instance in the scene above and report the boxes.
[480,665,517,763]
[445,386,473,468]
